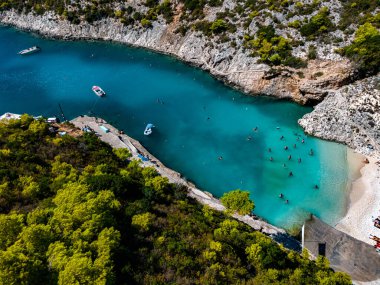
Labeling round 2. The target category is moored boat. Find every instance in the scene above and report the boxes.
[144,123,154,135]
[92,86,106,97]
[18,46,41,55]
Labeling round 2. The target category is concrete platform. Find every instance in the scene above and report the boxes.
[303,215,380,282]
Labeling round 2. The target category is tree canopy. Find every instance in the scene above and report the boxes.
[0,116,351,284]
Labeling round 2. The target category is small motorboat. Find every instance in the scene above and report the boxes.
[92,86,106,97]
[144,123,154,136]
[18,46,41,55]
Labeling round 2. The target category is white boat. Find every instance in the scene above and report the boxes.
[18,46,41,55]
[92,86,106,97]
[144,123,154,136]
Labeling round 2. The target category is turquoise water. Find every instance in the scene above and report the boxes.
[0,26,349,229]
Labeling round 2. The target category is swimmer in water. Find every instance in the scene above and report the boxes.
[289,171,293,177]
[280,135,284,140]
[284,146,288,150]
[302,139,305,143]
[218,156,223,160]
[285,199,289,204]
[279,193,283,198]
[288,155,292,160]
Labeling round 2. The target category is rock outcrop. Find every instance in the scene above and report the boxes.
[0,10,353,105]
[299,75,380,158]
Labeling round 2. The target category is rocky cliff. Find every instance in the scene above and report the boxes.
[0,9,353,105]
[299,75,380,159]
[1,5,379,158]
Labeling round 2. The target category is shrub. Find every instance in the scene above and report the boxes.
[307,45,317,59]
[220,189,255,215]
[210,19,228,34]
[339,22,380,75]
[300,7,334,39]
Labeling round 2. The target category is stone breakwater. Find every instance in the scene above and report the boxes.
[299,75,380,159]
[1,10,352,105]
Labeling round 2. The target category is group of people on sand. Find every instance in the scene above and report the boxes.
[369,234,380,252]
[373,217,380,229]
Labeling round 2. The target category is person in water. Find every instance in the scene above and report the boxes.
[268,148,272,152]
[279,193,283,198]
[280,135,284,140]
[293,144,297,148]
[298,158,302,163]
[288,155,292,160]
[314,184,319,189]
[285,199,289,204]
[301,139,305,143]
[284,146,288,150]
[269,157,273,161]
[309,149,314,156]
[289,171,293,177]
[253,127,258,131]
[218,156,223,160]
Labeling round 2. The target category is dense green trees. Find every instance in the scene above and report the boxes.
[0,116,351,284]
[339,22,380,75]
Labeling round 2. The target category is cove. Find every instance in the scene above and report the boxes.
[0,26,350,229]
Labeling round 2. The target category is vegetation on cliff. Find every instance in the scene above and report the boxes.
[0,0,379,74]
[0,115,352,284]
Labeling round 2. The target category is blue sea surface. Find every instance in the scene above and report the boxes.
[0,26,349,229]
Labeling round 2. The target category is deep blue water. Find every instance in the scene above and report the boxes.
[0,26,349,229]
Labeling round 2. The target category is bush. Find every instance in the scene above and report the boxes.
[307,45,317,59]
[339,22,380,75]
[210,19,228,34]
[300,7,334,39]
[221,189,255,215]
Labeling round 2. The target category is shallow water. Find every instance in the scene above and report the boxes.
[0,26,349,229]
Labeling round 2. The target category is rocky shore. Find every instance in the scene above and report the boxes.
[1,10,353,105]
[299,75,380,159]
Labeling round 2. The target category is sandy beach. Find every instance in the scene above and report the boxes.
[335,149,380,246]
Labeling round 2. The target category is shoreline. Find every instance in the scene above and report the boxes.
[70,115,290,237]
[336,150,380,246]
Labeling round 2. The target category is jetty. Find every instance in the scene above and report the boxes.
[71,116,289,238]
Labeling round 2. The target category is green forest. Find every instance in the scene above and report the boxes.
[0,115,352,284]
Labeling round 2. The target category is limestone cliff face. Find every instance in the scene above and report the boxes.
[0,10,353,105]
[299,75,380,158]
